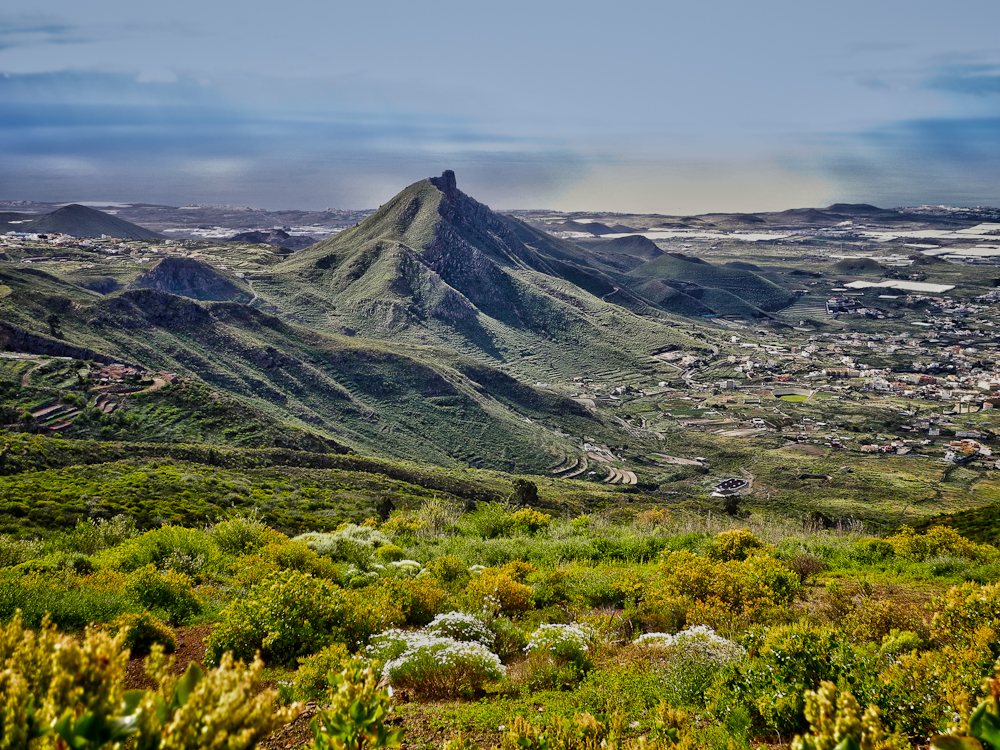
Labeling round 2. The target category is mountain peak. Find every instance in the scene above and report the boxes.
[430,169,458,198]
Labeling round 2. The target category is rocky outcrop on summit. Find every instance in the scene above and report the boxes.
[129,257,252,303]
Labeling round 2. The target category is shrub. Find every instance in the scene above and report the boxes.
[425,555,472,592]
[205,569,403,666]
[644,550,800,631]
[424,611,494,646]
[293,525,391,569]
[851,539,896,565]
[58,515,138,556]
[841,597,924,644]
[876,627,998,739]
[464,568,534,615]
[94,526,222,581]
[412,497,463,539]
[788,554,828,585]
[375,544,406,563]
[107,610,176,655]
[929,581,1000,648]
[517,623,594,690]
[210,513,285,554]
[492,616,529,662]
[292,642,352,701]
[709,529,772,562]
[375,631,505,699]
[887,526,997,563]
[1,612,299,750]
[792,681,907,750]
[376,577,452,627]
[465,502,516,539]
[0,570,135,630]
[510,508,552,535]
[308,660,403,750]
[381,513,425,542]
[711,622,859,735]
[124,564,202,624]
[634,625,745,706]
[263,540,340,578]
[0,536,44,568]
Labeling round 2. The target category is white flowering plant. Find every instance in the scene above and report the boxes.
[525,623,595,657]
[367,629,505,699]
[515,623,596,690]
[634,625,745,707]
[423,611,495,646]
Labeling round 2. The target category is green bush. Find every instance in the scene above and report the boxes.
[294,525,391,570]
[0,570,136,630]
[210,513,286,554]
[0,536,44,568]
[375,544,406,563]
[94,526,222,581]
[514,623,594,691]
[425,555,472,592]
[464,502,516,539]
[108,609,176,655]
[124,564,202,624]
[375,577,452,627]
[58,515,139,556]
[711,622,863,735]
[292,641,352,701]
[205,569,404,666]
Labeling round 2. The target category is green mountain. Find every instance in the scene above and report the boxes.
[260,171,702,384]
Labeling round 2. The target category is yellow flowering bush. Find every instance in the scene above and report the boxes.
[887,526,998,563]
[464,569,534,615]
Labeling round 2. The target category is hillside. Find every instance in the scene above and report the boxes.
[627,252,795,315]
[129,257,252,303]
[260,171,705,384]
[0,267,623,472]
[577,235,664,272]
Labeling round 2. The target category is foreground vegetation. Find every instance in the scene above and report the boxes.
[3,499,1000,749]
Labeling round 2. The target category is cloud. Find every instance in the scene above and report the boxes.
[0,15,88,51]
[924,63,1000,96]
[0,70,586,208]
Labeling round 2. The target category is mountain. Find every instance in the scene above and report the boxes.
[262,171,703,384]
[21,204,162,239]
[129,257,252,303]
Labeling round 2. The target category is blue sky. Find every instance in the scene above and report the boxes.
[2,0,999,213]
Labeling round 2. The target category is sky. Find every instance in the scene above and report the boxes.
[2,0,1000,214]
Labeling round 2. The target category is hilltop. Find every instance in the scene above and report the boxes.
[13,204,162,240]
